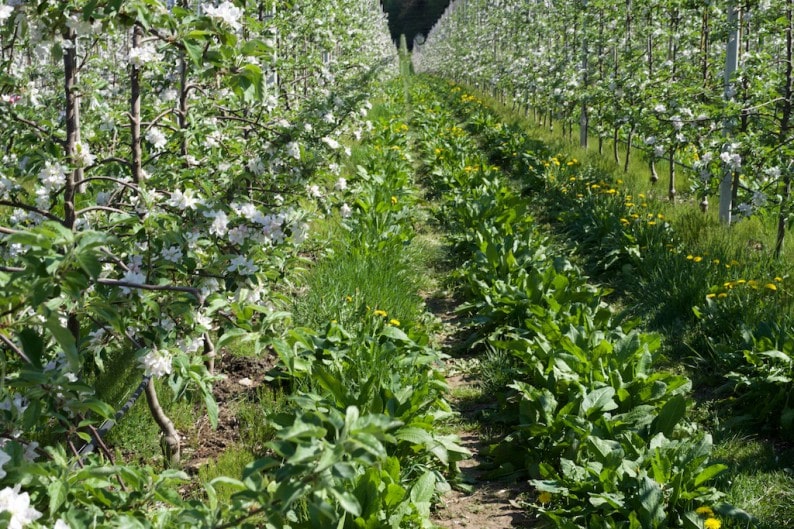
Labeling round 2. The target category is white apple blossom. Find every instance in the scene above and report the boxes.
[53,519,72,529]
[321,136,340,150]
[129,43,162,67]
[0,448,9,479]
[38,162,66,191]
[207,210,229,237]
[167,189,200,211]
[307,184,323,198]
[227,225,249,245]
[0,486,42,529]
[0,5,13,23]
[139,349,172,377]
[334,177,347,191]
[227,255,258,275]
[145,127,167,150]
[653,103,666,113]
[160,246,183,263]
[286,141,301,160]
[204,1,244,31]
[73,141,95,167]
[340,203,352,218]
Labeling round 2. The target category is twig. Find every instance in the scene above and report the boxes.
[0,332,32,364]
[97,279,201,298]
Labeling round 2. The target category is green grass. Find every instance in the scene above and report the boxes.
[196,444,257,503]
[292,232,432,331]
[712,436,794,529]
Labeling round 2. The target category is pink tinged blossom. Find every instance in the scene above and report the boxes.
[0,486,43,529]
[139,349,172,377]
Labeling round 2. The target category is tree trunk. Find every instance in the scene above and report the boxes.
[145,379,181,466]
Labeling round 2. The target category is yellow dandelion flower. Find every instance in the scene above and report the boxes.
[591,184,601,190]
[696,506,715,517]
[712,259,720,265]
[625,202,635,207]
[775,276,783,282]
[693,256,703,263]
[704,518,721,529]
[706,293,716,299]
[686,255,694,260]
[389,318,400,326]
[657,213,664,219]
[617,179,624,185]
[569,176,577,181]
[748,280,759,289]
[567,161,575,166]
[736,279,746,284]
[718,293,728,298]
[345,295,353,303]
[639,193,646,199]
[648,221,657,225]
[765,283,777,291]
[606,188,617,194]
[538,491,552,504]
[631,213,639,219]
[391,196,398,205]
[620,218,629,224]
[577,194,584,198]
[373,309,387,317]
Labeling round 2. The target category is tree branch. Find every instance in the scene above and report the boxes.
[0,331,32,364]
[97,279,201,298]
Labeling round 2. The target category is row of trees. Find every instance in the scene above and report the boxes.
[415,0,794,253]
[0,0,394,525]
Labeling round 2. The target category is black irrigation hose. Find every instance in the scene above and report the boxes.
[77,374,152,460]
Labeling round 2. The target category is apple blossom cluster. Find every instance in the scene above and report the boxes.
[204,1,244,32]
[0,486,41,529]
[139,348,173,378]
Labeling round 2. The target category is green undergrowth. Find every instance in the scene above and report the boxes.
[417,74,793,529]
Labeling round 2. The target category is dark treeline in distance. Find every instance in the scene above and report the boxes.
[381,0,451,50]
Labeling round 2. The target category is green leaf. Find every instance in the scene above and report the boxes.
[76,250,102,279]
[45,315,79,369]
[693,464,727,487]
[48,480,67,515]
[330,488,362,517]
[395,426,433,446]
[637,476,665,527]
[409,471,435,504]
[17,328,44,367]
[651,394,687,437]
